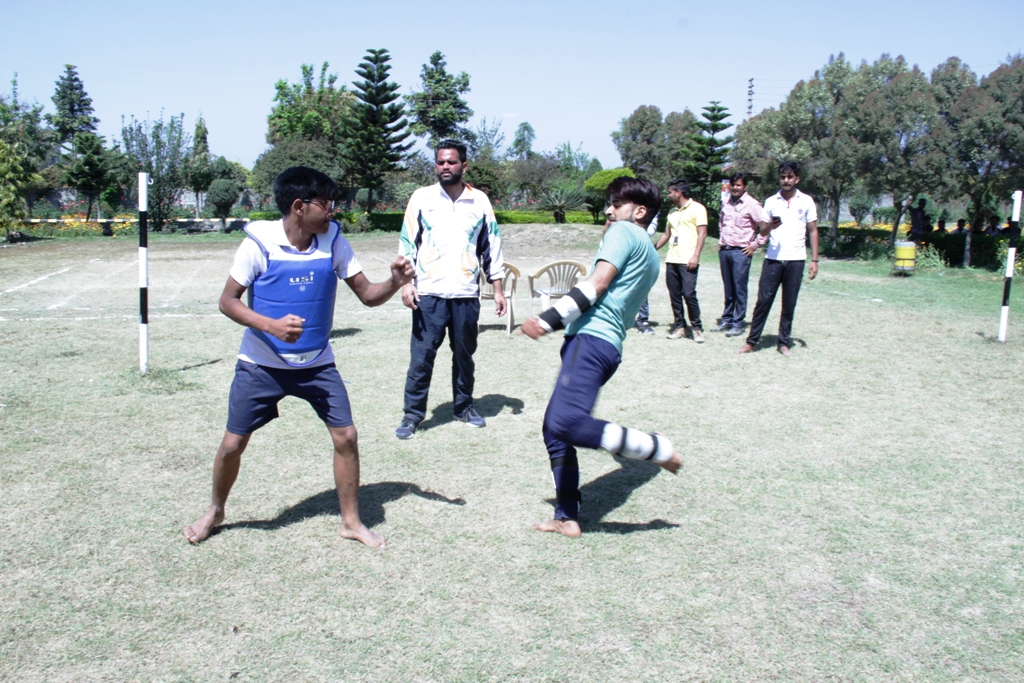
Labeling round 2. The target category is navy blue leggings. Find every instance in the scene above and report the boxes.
[542,334,621,520]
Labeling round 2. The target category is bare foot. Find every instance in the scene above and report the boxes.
[184,506,224,544]
[340,522,386,549]
[736,343,755,354]
[532,518,582,537]
[777,345,793,357]
[657,452,682,475]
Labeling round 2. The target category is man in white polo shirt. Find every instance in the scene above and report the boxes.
[395,139,506,439]
[736,161,819,357]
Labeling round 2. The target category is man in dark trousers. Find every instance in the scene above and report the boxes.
[395,140,506,439]
[737,161,819,358]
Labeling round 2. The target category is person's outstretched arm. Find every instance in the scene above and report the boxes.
[521,260,618,339]
[345,256,415,307]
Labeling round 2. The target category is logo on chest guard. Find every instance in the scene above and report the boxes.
[290,271,315,292]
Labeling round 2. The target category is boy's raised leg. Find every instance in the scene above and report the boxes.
[184,431,250,544]
[329,425,386,549]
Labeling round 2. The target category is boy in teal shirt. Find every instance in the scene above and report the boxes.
[522,177,681,537]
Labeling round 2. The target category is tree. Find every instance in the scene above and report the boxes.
[48,65,98,150]
[184,115,214,218]
[1,76,59,216]
[406,51,474,148]
[678,102,734,220]
[0,140,41,239]
[941,56,1024,265]
[464,118,507,200]
[508,122,535,160]
[121,113,191,231]
[252,137,342,200]
[582,167,635,221]
[345,49,413,212]
[767,55,860,249]
[612,105,699,188]
[846,55,949,245]
[206,178,239,230]
[612,105,665,180]
[63,132,109,220]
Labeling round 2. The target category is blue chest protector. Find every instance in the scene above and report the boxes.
[246,221,340,367]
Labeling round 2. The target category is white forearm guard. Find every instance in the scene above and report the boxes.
[537,282,598,332]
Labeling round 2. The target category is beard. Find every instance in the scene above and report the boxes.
[437,168,463,187]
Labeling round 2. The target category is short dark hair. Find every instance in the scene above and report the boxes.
[668,178,692,199]
[728,172,747,185]
[607,177,662,227]
[435,139,467,163]
[957,218,966,227]
[273,166,339,216]
[778,160,801,176]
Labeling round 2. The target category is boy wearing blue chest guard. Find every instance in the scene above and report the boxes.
[522,177,682,538]
[184,166,414,549]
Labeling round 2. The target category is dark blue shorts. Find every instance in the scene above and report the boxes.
[226,361,353,435]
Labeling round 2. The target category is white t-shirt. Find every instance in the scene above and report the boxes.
[229,220,362,370]
[763,190,818,261]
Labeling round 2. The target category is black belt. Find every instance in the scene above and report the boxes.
[720,245,744,251]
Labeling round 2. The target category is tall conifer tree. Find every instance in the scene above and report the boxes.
[345,49,412,212]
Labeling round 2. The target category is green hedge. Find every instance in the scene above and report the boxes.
[919,232,1006,269]
[367,213,404,231]
[249,211,281,221]
[494,210,600,225]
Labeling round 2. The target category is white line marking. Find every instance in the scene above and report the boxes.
[1,267,71,296]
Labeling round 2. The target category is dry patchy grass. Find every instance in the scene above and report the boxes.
[1,227,1023,682]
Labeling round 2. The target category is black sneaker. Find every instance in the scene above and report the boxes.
[455,406,486,428]
[710,322,732,332]
[395,417,418,439]
[725,325,745,337]
[636,321,655,335]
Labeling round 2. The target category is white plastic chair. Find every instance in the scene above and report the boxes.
[528,260,587,317]
[479,263,520,334]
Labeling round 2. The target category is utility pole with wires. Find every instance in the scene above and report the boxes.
[747,78,754,119]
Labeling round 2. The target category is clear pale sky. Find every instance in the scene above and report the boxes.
[2,0,1019,169]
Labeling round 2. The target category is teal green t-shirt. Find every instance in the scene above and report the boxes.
[565,220,660,354]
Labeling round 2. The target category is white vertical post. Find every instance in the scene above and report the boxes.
[997,190,1022,342]
[139,173,150,373]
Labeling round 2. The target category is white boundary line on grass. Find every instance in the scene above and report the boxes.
[0,267,71,296]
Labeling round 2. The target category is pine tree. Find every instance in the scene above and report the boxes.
[48,65,98,149]
[63,132,109,220]
[0,139,42,239]
[345,49,412,212]
[406,51,474,148]
[184,115,214,217]
[680,101,733,219]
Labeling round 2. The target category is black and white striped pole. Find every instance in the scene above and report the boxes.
[139,172,150,373]
[997,190,1021,343]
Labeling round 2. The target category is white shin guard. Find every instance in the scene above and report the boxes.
[600,424,673,464]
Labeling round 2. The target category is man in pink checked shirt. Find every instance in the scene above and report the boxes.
[709,173,767,337]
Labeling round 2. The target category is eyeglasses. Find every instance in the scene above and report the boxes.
[303,198,337,212]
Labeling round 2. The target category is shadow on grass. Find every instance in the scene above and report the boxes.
[545,456,680,534]
[478,323,511,333]
[214,482,465,536]
[330,327,361,339]
[178,358,223,372]
[751,334,808,351]
[418,393,525,432]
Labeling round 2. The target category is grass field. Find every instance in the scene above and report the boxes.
[1,225,1023,682]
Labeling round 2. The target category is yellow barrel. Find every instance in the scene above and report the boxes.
[894,241,916,272]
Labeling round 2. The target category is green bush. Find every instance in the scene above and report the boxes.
[248,210,281,221]
[916,243,947,269]
[368,213,404,231]
[996,238,1023,276]
[872,206,897,224]
[494,210,598,225]
[918,232,1006,269]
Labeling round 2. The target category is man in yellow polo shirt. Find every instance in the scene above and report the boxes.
[655,178,708,342]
